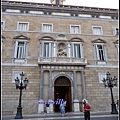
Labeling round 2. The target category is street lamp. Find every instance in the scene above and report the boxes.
[14,72,28,119]
[102,72,118,114]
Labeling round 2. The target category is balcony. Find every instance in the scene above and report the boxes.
[38,57,87,65]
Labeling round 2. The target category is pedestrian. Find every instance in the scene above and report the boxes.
[60,101,65,116]
[83,99,91,120]
[116,100,119,109]
[46,101,50,114]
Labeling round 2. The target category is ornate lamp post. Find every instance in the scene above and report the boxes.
[15,72,28,119]
[102,72,118,114]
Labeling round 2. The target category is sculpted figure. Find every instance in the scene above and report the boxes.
[58,48,67,57]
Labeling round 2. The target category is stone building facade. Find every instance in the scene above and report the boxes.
[1,0,119,115]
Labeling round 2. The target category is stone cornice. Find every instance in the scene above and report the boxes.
[2,0,118,19]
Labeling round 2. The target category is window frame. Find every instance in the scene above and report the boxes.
[71,43,83,58]
[17,21,29,31]
[94,43,107,62]
[42,23,53,33]
[12,71,24,83]
[40,41,53,58]
[70,25,81,34]
[115,44,119,60]
[1,21,5,30]
[113,27,119,36]
[14,40,28,59]
[98,72,106,83]
[92,26,103,35]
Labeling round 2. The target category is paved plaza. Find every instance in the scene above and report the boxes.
[2,111,119,120]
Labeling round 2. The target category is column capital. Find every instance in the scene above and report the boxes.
[49,70,53,72]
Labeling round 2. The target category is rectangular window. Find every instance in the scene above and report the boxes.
[44,43,49,57]
[70,25,80,34]
[92,26,102,35]
[41,42,53,57]
[12,71,23,83]
[14,41,27,59]
[113,28,119,35]
[72,44,83,58]
[94,44,106,61]
[56,0,60,4]
[74,44,81,58]
[17,22,29,31]
[1,21,5,30]
[116,44,119,60]
[98,73,106,83]
[42,23,53,32]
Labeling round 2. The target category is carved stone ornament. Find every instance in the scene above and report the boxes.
[54,77,71,86]
[57,43,67,57]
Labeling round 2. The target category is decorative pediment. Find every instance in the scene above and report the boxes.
[39,36,55,41]
[56,34,67,40]
[113,40,119,44]
[58,34,66,37]
[70,37,84,42]
[92,38,106,43]
[13,34,30,40]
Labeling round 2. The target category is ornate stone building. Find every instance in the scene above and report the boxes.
[1,0,119,115]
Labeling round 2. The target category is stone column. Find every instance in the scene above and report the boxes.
[81,71,86,100]
[73,70,80,112]
[48,70,54,113]
[38,70,44,113]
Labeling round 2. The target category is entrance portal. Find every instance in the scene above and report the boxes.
[54,76,72,112]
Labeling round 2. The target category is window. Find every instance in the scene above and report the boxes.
[6,9,20,13]
[92,26,102,35]
[44,43,49,57]
[17,22,29,31]
[42,23,53,32]
[40,42,53,57]
[115,44,119,60]
[113,28,119,36]
[74,44,81,58]
[56,0,60,4]
[72,44,83,58]
[70,25,81,34]
[98,72,106,83]
[1,21,5,30]
[12,71,23,83]
[14,41,28,59]
[94,44,107,61]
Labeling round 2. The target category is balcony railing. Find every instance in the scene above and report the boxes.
[38,57,87,65]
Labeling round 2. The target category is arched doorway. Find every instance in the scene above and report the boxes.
[54,76,72,112]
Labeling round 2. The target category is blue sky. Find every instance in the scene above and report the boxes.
[8,0,119,9]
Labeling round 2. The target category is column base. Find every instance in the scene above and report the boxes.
[38,99,44,114]
[48,99,54,113]
[73,99,80,112]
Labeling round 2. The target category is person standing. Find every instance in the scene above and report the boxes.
[60,101,65,116]
[46,102,50,114]
[83,100,91,120]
